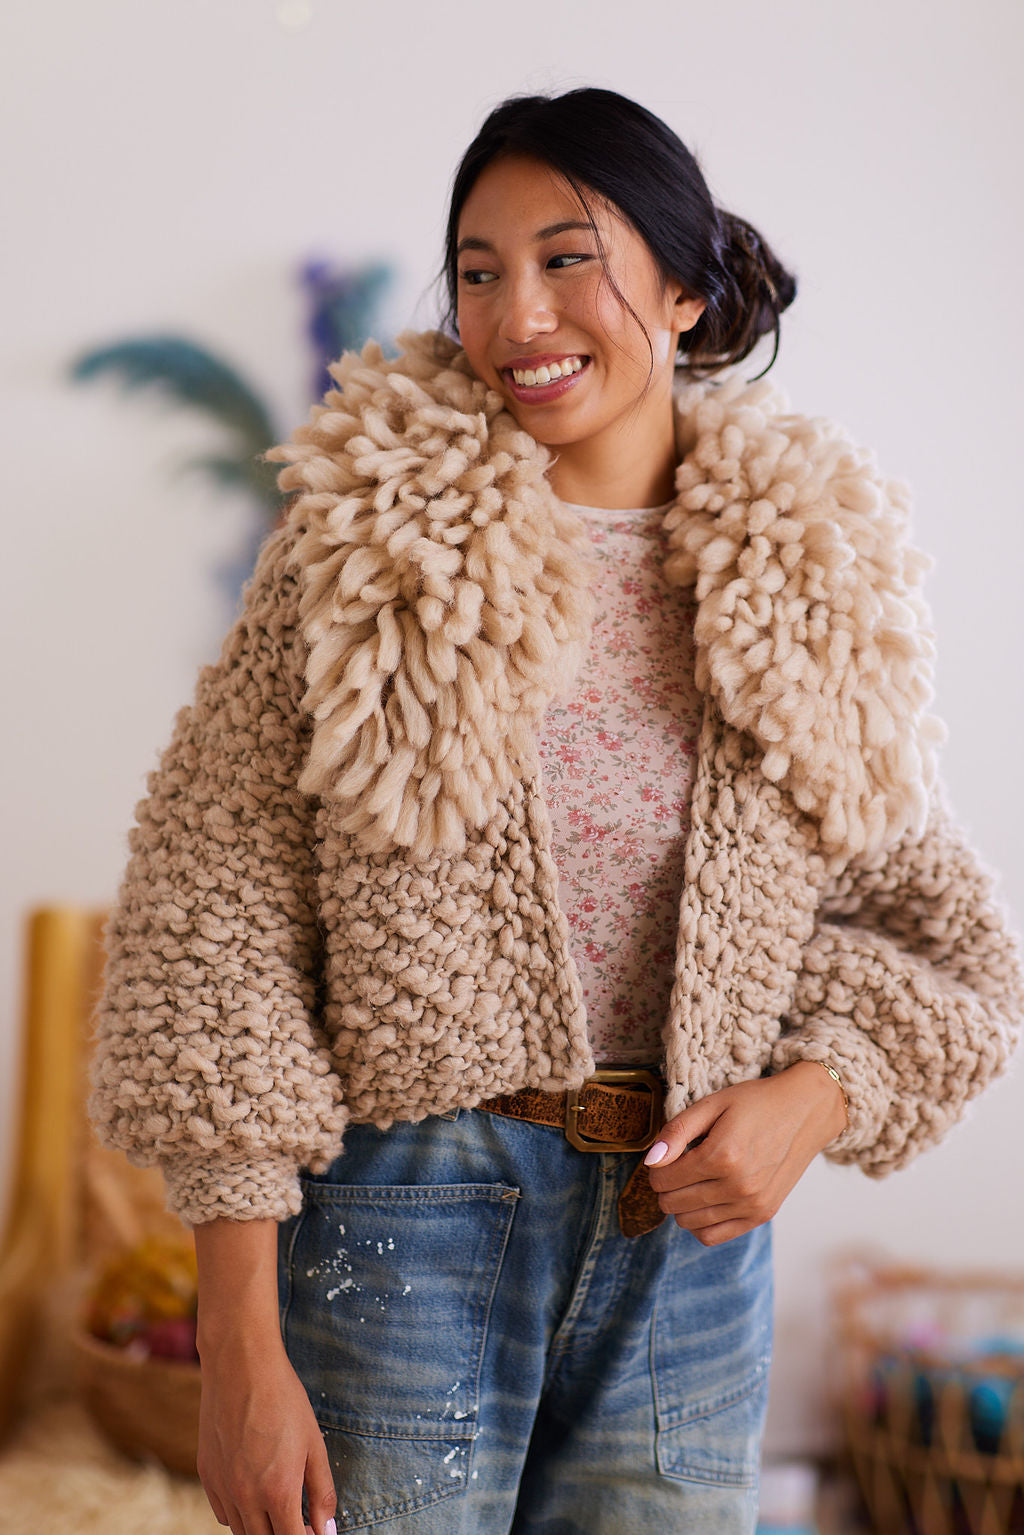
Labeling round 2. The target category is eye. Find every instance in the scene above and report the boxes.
[548,253,591,269]
[458,268,497,286]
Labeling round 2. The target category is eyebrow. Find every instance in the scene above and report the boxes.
[456,220,595,257]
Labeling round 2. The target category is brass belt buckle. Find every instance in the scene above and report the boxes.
[564,1068,663,1153]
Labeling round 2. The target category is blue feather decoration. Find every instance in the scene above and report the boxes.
[70,335,284,522]
[71,337,279,459]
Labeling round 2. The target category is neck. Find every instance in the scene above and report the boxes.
[545,401,679,510]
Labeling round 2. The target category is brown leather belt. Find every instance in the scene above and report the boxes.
[480,1069,667,1239]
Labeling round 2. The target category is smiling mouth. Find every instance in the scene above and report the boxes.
[505,355,589,388]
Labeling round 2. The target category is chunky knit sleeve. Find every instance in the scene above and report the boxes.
[770,790,1024,1174]
[88,521,348,1225]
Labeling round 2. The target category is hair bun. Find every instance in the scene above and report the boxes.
[693,211,797,378]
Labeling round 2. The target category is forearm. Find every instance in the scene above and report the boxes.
[194,1217,284,1361]
[192,1218,338,1535]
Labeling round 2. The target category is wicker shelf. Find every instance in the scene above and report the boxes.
[835,1259,1024,1535]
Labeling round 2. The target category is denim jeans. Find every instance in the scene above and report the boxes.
[277,1106,773,1534]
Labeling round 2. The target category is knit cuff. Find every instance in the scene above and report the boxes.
[159,1150,310,1226]
[769,1017,899,1172]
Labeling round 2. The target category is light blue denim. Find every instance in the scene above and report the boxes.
[277,1105,773,1534]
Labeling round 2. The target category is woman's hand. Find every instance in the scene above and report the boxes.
[197,1331,337,1535]
[193,1218,337,1535]
[644,1062,849,1247]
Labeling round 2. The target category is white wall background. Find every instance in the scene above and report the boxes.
[2,0,1022,1459]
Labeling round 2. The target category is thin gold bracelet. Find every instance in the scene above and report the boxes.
[815,1060,849,1126]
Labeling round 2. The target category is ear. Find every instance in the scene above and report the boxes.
[673,290,706,334]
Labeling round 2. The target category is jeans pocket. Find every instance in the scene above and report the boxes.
[280,1180,519,1527]
[650,1227,773,1489]
[654,1358,771,1488]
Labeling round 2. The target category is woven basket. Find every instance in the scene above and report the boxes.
[835,1259,1024,1535]
[71,1326,201,1477]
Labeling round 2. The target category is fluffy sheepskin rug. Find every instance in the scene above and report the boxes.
[0,1395,218,1535]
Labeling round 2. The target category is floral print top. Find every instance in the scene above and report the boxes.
[536,501,701,1065]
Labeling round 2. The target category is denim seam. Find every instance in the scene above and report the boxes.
[296,1181,513,1206]
[545,1156,618,1373]
[656,1457,761,1490]
[324,1456,462,1531]
[318,1421,477,1446]
[650,1289,770,1488]
[461,1183,521,1490]
[656,1353,771,1431]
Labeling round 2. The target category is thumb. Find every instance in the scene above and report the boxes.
[644,1094,723,1169]
[305,1444,338,1535]
[305,1510,337,1535]
[305,1518,337,1535]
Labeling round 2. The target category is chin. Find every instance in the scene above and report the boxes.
[502,396,590,439]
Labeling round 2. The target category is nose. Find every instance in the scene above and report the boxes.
[497,270,557,346]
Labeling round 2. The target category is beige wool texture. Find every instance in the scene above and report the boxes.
[89,332,1024,1225]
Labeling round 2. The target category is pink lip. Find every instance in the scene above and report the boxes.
[502,356,591,405]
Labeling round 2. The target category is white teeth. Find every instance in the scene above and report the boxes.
[511,356,584,387]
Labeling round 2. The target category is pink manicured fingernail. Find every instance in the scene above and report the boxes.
[644,1140,669,1166]
[326,1522,338,1535]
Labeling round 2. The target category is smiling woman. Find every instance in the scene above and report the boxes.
[442,89,794,509]
[453,155,705,508]
[88,85,1023,1535]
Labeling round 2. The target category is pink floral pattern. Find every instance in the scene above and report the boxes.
[537,501,701,1064]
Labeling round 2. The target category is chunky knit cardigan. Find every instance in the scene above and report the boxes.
[89,330,1024,1226]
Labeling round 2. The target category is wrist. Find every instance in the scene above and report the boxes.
[196,1307,286,1364]
[781,1059,850,1144]
[196,1277,283,1355]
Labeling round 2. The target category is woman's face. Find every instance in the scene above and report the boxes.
[455,154,705,470]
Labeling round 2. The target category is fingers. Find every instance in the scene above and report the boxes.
[217,1506,273,1535]
[659,1183,775,1245]
[669,1188,775,1226]
[677,1214,761,1247]
[653,1179,732,1216]
[644,1098,720,1170]
[645,1132,727,1197]
[655,1167,779,1227]
[198,1472,240,1532]
[232,1501,293,1535]
[305,1446,339,1535]
[205,1488,231,1527]
[302,1510,337,1535]
[200,1471,306,1535]
[651,1147,769,1208]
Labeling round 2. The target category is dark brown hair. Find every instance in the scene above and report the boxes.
[440,87,797,380]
